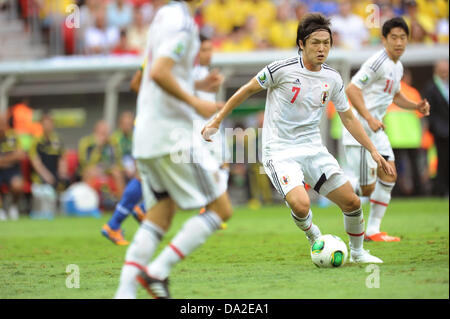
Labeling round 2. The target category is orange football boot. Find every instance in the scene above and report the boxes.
[101,224,130,246]
[365,232,400,242]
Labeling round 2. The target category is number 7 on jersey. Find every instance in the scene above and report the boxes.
[291,86,301,103]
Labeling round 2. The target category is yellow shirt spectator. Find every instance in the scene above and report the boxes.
[228,0,253,29]
[416,0,449,21]
[220,27,255,52]
[203,0,236,35]
[268,20,298,49]
[39,0,75,19]
[247,0,277,37]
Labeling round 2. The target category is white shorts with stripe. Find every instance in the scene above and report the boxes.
[344,134,395,187]
[136,149,228,211]
[344,146,378,186]
[263,142,348,197]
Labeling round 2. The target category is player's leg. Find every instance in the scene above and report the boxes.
[0,192,6,221]
[364,132,400,241]
[144,153,232,293]
[102,178,142,246]
[325,179,382,263]
[307,145,381,263]
[344,145,376,196]
[366,160,399,241]
[9,174,24,220]
[285,186,322,245]
[264,159,321,246]
[115,160,174,299]
[115,196,175,299]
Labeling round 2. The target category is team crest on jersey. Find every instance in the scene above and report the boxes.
[321,83,330,105]
[359,74,369,84]
[258,72,267,85]
[281,175,290,185]
[174,42,185,57]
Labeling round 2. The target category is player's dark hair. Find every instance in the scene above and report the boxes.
[199,33,210,43]
[382,17,409,38]
[296,13,333,52]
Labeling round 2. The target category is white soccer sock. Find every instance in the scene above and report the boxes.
[367,179,395,236]
[148,211,222,280]
[114,220,164,299]
[343,207,365,252]
[291,210,319,239]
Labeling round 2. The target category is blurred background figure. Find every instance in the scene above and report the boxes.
[84,7,119,55]
[111,111,135,181]
[107,0,133,30]
[268,0,298,49]
[0,113,26,221]
[424,59,449,197]
[28,113,67,219]
[111,29,139,55]
[330,0,369,50]
[403,0,436,44]
[78,120,125,210]
[125,6,149,54]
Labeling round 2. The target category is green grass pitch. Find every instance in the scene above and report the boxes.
[0,198,448,299]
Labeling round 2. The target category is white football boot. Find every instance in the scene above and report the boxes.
[350,249,383,263]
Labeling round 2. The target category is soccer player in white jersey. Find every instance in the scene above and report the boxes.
[114,0,233,299]
[342,17,430,242]
[193,35,231,185]
[203,13,394,264]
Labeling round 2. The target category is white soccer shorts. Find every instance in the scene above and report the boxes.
[136,149,228,211]
[344,129,395,187]
[263,143,348,197]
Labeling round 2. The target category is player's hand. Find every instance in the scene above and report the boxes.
[201,117,221,142]
[192,96,224,118]
[370,150,394,176]
[202,69,225,93]
[367,116,385,132]
[417,98,430,116]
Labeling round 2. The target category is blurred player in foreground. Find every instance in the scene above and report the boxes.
[203,13,394,264]
[102,35,226,246]
[115,0,232,299]
[342,17,430,242]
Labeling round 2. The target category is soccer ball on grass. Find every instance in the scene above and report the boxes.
[311,234,348,268]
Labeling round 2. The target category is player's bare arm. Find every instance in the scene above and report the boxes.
[393,91,430,115]
[151,56,221,118]
[346,83,385,132]
[201,77,263,141]
[339,108,394,176]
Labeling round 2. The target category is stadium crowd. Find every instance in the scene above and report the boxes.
[8,0,450,56]
[0,105,135,220]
